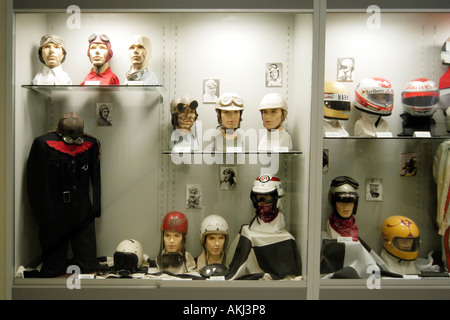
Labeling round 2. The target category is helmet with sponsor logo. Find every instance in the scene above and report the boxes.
[355,77,394,116]
[402,78,439,117]
[324,81,351,120]
[382,215,420,261]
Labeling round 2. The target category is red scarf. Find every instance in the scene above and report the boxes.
[329,213,358,241]
[257,205,279,223]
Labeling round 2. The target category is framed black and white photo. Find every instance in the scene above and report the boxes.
[186,184,202,209]
[266,63,282,87]
[337,57,355,82]
[220,166,237,191]
[366,178,383,201]
[96,103,113,126]
[203,79,220,104]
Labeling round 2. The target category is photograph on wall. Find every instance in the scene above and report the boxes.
[203,79,220,104]
[220,166,237,191]
[400,152,417,176]
[266,63,282,87]
[365,178,383,201]
[323,149,329,173]
[337,57,355,82]
[96,103,113,126]
[186,184,202,209]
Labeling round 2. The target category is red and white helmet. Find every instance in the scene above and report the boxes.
[161,211,188,234]
[355,77,394,116]
[250,175,284,209]
[402,78,439,117]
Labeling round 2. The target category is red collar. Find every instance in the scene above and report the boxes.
[46,140,93,156]
[86,67,113,79]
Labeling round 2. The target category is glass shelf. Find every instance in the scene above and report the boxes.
[22,84,166,96]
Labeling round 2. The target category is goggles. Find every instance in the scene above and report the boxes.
[160,252,185,268]
[200,264,229,278]
[176,101,198,113]
[217,96,244,108]
[333,192,359,203]
[40,35,65,47]
[88,34,110,44]
[62,135,84,145]
[331,176,359,189]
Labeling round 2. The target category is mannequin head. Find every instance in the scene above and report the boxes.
[38,35,66,68]
[259,93,288,130]
[328,176,359,219]
[200,215,229,264]
[56,111,84,144]
[87,34,113,70]
[215,92,244,131]
[382,215,420,261]
[163,231,184,253]
[128,35,151,71]
[170,96,199,131]
[250,175,284,224]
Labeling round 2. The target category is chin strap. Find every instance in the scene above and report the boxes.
[375,115,382,128]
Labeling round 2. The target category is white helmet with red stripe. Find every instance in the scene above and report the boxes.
[402,78,439,117]
[355,77,394,116]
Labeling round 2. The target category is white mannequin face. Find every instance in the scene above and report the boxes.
[89,43,108,67]
[261,108,284,130]
[164,231,183,253]
[129,44,146,69]
[41,43,64,68]
[176,109,196,131]
[220,110,241,129]
[336,202,354,219]
[205,234,226,258]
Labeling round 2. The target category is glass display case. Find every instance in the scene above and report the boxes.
[7,1,314,300]
[319,5,450,299]
[6,0,450,301]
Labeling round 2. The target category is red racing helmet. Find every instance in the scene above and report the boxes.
[161,211,188,234]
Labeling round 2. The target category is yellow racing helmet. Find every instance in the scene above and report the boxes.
[324,81,351,120]
[382,215,420,261]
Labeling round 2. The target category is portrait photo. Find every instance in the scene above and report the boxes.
[266,63,282,87]
[96,103,113,126]
[203,79,220,104]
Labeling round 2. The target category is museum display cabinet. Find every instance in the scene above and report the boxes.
[5,0,450,300]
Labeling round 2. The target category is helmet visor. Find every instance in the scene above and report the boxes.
[393,237,420,252]
[333,192,359,203]
[402,93,439,107]
[368,93,394,106]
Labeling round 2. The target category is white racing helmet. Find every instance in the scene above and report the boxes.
[402,78,439,117]
[258,93,288,113]
[328,176,359,218]
[113,239,144,273]
[355,77,394,116]
[200,215,229,246]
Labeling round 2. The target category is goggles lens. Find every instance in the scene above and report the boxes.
[161,252,185,268]
[88,34,110,43]
[331,176,359,189]
[200,264,229,277]
[218,96,244,107]
[40,35,65,47]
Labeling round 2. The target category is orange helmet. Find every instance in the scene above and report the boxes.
[382,215,420,261]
